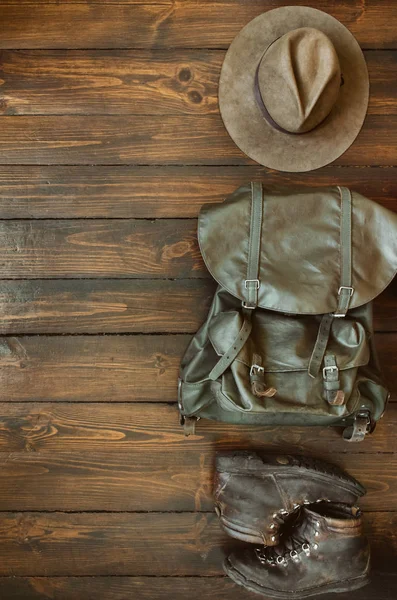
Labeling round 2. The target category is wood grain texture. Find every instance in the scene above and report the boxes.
[0,50,394,116]
[3,450,397,512]
[0,335,185,402]
[0,115,395,166]
[0,220,203,279]
[0,403,395,511]
[1,333,396,402]
[1,166,397,219]
[0,512,394,576]
[0,1,395,598]
[0,278,396,334]
[2,219,397,283]
[0,49,220,116]
[0,576,396,600]
[0,279,216,334]
[0,2,396,49]
[0,402,395,455]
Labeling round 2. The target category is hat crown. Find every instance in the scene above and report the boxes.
[258,27,341,134]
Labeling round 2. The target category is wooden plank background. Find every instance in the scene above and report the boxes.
[0,1,396,598]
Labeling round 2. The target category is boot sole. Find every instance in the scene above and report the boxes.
[224,557,370,598]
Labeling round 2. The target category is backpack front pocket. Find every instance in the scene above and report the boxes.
[209,308,370,418]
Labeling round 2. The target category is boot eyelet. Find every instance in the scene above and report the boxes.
[272,512,278,518]
[304,500,310,505]
[315,521,320,527]
[290,550,299,562]
[276,556,286,565]
[293,503,300,510]
[314,531,319,537]
[271,535,277,542]
[302,543,310,556]
[313,543,319,550]
[270,523,276,530]
[280,509,289,515]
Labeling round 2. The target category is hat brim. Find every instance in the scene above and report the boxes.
[219,6,369,172]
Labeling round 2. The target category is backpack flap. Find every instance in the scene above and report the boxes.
[198,184,397,315]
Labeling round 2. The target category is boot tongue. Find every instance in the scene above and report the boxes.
[304,502,360,520]
[302,503,362,533]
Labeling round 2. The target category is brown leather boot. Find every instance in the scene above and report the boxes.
[214,451,365,545]
[224,503,370,598]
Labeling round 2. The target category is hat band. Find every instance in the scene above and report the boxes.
[253,37,301,135]
[253,60,300,135]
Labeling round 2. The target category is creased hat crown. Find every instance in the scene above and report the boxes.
[257,27,341,134]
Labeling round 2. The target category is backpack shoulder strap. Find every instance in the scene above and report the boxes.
[308,186,354,380]
[243,181,263,309]
[207,181,264,381]
[335,186,354,317]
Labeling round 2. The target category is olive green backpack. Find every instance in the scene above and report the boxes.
[178,183,397,441]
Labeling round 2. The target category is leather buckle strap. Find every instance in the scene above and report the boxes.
[180,415,199,436]
[308,313,334,378]
[343,411,372,443]
[243,182,263,309]
[322,355,345,406]
[250,353,277,398]
[208,309,253,381]
[335,187,354,317]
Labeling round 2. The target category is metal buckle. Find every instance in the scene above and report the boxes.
[245,279,260,290]
[242,302,256,310]
[180,415,199,436]
[356,410,371,430]
[322,365,338,379]
[250,364,265,376]
[343,410,373,442]
[177,378,183,411]
[334,287,354,317]
[338,286,354,297]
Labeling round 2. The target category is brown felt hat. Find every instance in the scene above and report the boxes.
[219,6,369,172]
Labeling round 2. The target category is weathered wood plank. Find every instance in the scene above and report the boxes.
[0,450,392,512]
[0,50,394,116]
[0,575,395,600]
[0,334,396,402]
[0,220,203,279]
[1,166,397,219]
[0,49,219,116]
[0,115,394,165]
[0,3,396,49]
[0,403,395,511]
[0,279,216,334]
[0,279,209,333]
[0,512,394,575]
[2,219,397,282]
[0,402,395,454]
[0,335,185,402]
[0,278,395,334]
